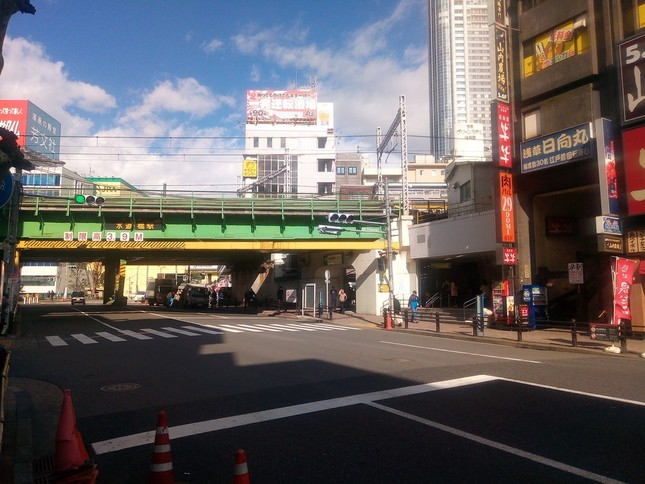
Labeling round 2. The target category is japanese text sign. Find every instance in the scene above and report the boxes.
[619,32,645,124]
[520,123,592,173]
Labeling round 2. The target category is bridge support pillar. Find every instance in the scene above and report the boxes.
[104,257,126,305]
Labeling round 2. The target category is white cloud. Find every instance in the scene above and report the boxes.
[201,38,224,54]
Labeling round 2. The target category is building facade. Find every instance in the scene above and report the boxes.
[510,0,645,329]
[241,89,336,196]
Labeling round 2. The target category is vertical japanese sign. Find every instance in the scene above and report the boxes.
[496,172,515,243]
[619,32,645,124]
[622,125,645,215]
[492,101,512,168]
[493,25,510,103]
[611,257,639,325]
[595,118,619,216]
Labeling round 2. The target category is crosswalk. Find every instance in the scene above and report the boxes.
[43,322,361,347]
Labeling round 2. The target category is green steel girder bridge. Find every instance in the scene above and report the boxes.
[8,192,390,265]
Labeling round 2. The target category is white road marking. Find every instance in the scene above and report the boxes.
[180,326,223,335]
[91,375,496,454]
[313,323,361,331]
[235,324,274,332]
[247,324,283,332]
[140,328,177,338]
[119,330,153,340]
[216,325,245,333]
[365,401,624,484]
[71,334,98,344]
[45,336,67,346]
[257,323,299,332]
[161,327,201,336]
[95,332,127,342]
[278,323,318,331]
[381,340,541,364]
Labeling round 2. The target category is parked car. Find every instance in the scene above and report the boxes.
[175,284,209,308]
[71,291,85,305]
[132,291,146,303]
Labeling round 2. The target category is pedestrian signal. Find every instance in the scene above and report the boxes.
[327,213,355,223]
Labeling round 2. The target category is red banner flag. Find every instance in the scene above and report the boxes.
[612,257,640,325]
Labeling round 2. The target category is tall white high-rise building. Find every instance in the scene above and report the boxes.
[428,0,492,160]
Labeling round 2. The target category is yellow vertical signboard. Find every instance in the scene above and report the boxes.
[242,159,258,178]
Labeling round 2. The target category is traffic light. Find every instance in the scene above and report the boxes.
[327,213,355,223]
[73,194,105,206]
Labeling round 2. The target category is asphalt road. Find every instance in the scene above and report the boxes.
[10,303,645,483]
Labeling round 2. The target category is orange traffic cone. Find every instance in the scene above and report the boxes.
[55,389,91,473]
[233,449,250,484]
[149,411,174,484]
[385,311,393,330]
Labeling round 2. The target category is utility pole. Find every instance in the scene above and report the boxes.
[385,180,394,312]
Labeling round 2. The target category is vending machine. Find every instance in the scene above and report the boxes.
[492,280,511,325]
[521,284,548,329]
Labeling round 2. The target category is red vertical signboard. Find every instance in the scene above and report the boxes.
[623,125,645,215]
[611,257,639,325]
[497,172,515,243]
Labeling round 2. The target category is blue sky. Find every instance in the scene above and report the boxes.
[2,0,430,192]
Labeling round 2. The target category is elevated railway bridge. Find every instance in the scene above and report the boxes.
[2,192,393,313]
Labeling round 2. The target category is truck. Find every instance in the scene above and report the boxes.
[145,278,176,306]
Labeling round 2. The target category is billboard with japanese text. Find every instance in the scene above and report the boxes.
[246,90,317,125]
[520,123,592,173]
[619,32,645,124]
[623,125,645,215]
[0,99,61,159]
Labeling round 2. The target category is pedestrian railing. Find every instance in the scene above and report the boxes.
[380,308,644,353]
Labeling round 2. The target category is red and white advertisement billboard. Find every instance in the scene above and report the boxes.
[492,101,512,168]
[622,125,645,215]
[246,90,317,125]
[0,99,61,159]
[496,172,515,243]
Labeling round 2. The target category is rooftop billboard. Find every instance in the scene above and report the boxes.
[246,89,317,125]
[0,100,61,160]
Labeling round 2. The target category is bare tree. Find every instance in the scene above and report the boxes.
[0,0,35,76]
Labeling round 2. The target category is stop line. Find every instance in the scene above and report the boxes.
[43,322,361,346]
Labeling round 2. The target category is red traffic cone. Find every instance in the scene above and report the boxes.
[55,389,91,473]
[149,411,174,484]
[233,449,250,484]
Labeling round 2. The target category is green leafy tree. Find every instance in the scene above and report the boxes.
[0,127,34,178]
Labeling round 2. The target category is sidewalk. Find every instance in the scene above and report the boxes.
[2,309,644,483]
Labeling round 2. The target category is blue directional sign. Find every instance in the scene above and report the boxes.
[0,173,14,208]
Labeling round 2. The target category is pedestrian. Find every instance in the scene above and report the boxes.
[338,288,347,314]
[245,288,255,308]
[450,281,459,307]
[277,286,284,312]
[330,286,338,312]
[408,290,420,323]
[167,290,175,308]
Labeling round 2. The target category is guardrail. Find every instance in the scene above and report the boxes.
[20,191,388,219]
[381,308,644,353]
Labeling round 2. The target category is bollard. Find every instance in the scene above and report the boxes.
[619,321,628,352]
[404,309,408,329]
[570,319,577,347]
[435,312,441,333]
[472,316,478,337]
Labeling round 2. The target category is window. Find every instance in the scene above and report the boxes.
[348,166,358,175]
[622,0,645,37]
[280,137,286,148]
[523,110,541,139]
[318,159,333,172]
[459,181,472,202]
[253,137,259,148]
[523,16,589,78]
[318,183,333,195]
[318,137,327,149]
[267,138,273,148]
[336,166,345,175]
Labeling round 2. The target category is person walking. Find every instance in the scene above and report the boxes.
[330,287,338,313]
[450,281,459,307]
[408,290,420,323]
[276,286,284,313]
[338,288,347,314]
